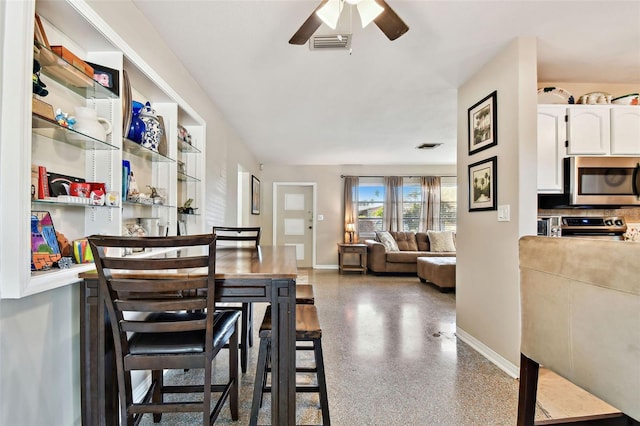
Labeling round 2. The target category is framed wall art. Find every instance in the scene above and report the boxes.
[251,175,260,215]
[468,156,497,212]
[468,90,497,155]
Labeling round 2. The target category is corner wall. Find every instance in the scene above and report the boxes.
[456,38,538,376]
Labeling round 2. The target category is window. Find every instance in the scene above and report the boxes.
[440,176,457,232]
[356,176,457,238]
[356,178,384,238]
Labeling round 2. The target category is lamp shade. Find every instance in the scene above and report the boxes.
[356,0,384,28]
[345,223,356,232]
[316,0,342,30]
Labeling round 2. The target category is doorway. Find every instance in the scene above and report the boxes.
[273,183,316,268]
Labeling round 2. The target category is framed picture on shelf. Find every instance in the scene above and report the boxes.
[251,175,260,215]
[31,211,61,270]
[468,90,497,155]
[468,156,497,212]
[86,61,119,96]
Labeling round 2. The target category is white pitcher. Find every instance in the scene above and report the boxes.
[74,106,112,142]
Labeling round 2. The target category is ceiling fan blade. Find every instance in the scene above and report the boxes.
[373,0,409,41]
[289,0,329,45]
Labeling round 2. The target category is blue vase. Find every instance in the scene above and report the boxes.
[127,101,146,143]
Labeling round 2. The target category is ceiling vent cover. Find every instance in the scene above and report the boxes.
[310,34,352,50]
[416,143,443,150]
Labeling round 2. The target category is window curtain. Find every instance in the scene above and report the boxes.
[419,176,441,232]
[343,176,359,242]
[384,176,403,232]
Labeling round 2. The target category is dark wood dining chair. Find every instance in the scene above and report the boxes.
[212,226,261,373]
[88,234,240,425]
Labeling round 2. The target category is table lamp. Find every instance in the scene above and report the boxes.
[345,223,355,243]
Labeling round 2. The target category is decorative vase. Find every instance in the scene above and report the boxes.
[73,107,112,142]
[127,101,146,143]
[139,102,163,152]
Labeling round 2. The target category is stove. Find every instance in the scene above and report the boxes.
[561,216,627,240]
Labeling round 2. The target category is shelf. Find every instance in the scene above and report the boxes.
[31,198,119,208]
[177,171,200,182]
[32,115,119,151]
[35,43,118,100]
[178,211,200,216]
[178,138,201,154]
[122,138,175,163]
[123,200,175,208]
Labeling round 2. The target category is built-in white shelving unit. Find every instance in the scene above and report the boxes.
[0,0,206,298]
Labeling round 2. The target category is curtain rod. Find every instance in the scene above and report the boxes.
[340,175,456,178]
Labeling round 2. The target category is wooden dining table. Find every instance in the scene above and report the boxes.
[79,245,298,425]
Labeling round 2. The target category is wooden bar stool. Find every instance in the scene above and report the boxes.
[250,304,330,426]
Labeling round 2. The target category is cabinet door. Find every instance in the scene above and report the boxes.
[566,106,610,155]
[537,106,566,193]
[610,107,640,155]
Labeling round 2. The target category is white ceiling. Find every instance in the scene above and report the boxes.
[131,0,640,166]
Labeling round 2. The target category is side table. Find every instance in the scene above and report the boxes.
[337,243,367,274]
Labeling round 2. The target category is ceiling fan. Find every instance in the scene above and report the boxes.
[289,0,409,45]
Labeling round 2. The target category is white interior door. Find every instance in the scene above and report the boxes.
[274,184,315,268]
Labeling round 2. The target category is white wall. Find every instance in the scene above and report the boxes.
[260,164,456,267]
[0,1,260,424]
[455,38,538,376]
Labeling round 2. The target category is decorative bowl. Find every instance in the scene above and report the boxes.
[611,93,639,105]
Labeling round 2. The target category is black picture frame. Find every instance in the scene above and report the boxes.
[251,175,260,215]
[468,90,497,155]
[468,156,497,212]
[86,61,119,96]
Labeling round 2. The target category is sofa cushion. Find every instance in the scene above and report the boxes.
[376,231,399,252]
[416,232,430,251]
[390,232,418,251]
[386,251,426,263]
[427,230,457,252]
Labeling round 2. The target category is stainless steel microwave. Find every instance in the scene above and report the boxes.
[568,156,640,206]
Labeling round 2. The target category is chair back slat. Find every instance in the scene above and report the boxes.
[110,277,208,293]
[212,226,261,247]
[116,297,207,313]
[101,255,209,271]
[122,317,207,333]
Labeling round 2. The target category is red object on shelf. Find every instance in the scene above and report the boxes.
[38,166,49,198]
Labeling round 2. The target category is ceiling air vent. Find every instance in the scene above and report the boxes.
[310,34,352,50]
[416,143,443,150]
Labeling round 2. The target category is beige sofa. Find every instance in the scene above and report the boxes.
[365,231,456,274]
[518,236,640,423]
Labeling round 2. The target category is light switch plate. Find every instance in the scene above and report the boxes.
[317,214,324,221]
[497,205,510,222]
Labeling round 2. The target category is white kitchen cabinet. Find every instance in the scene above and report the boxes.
[610,106,640,154]
[566,105,610,155]
[0,0,205,298]
[537,106,567,193]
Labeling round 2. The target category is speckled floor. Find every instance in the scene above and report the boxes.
[137,270,541,425]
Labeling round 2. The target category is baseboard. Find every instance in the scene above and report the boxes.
[456,327,519,379]
[314,264,339,270]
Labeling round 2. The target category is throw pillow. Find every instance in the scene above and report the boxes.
[427,230,456,252]
[393,232,418,251]
[376,231,399,252]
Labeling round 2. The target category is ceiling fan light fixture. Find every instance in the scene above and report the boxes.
[316,0,343,30]
[356,0,384,28]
